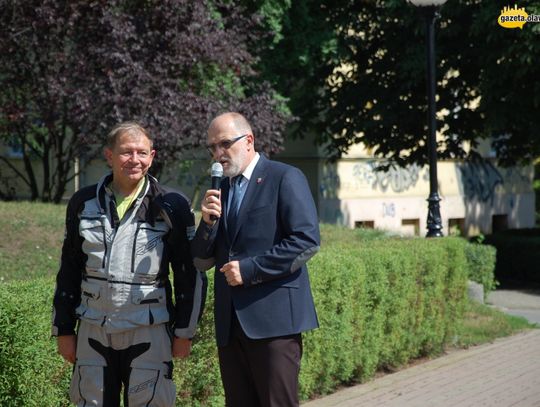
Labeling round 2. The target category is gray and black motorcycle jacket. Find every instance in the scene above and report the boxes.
[52,173,206,339]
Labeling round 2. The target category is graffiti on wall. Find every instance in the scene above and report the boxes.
[458,160,503,204]
[458,159,531,204]
[320,161,427,197]
[352,162,427,193]
[321,159,530,204]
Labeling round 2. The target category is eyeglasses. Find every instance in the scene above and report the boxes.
[206,134,247,155]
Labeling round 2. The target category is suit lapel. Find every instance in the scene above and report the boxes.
[229,156,268,243]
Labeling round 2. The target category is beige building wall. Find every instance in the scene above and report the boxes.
[2,134,536,237]
[277,135,536,237]
[314,159,534,236]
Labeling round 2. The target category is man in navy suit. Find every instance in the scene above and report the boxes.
[192,112,320,407]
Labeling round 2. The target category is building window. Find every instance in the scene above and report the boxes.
[355,220,375,229]
[401,219,420,236]
[492,214,508,233]
[448,218,465,236]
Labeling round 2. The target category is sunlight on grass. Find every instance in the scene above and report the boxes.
[456,300,536,348]
[0,201,65,281]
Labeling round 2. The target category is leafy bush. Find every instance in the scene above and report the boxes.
[300,237,469,398]
[1,222,475,405]
[464,242,498,296]
[0,277,223,407]
[0,278,71,406]
[483,228,540,286]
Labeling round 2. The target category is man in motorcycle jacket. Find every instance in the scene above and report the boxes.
[52,122,206,406]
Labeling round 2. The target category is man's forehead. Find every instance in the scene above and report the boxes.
[118,131,149,142]
[115,132,152,148]
[207,126,238,141]
[208,130,236,140]
[209,117,236,135]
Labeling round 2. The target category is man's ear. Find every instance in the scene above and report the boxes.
[104,148,113,167]
[148,149,156,167]
[246,134,254,149]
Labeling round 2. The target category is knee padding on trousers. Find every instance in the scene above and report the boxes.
[128,360,176,407]
[69,359,107,406]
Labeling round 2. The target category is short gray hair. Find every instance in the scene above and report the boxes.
[106,121,153,149]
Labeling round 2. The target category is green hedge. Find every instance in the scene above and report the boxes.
[1,236,478,405]
[483,228,540,286]
[464,242,497,297]
[301,237,469,397]
[0,278,222,407]
[0,278,72,406]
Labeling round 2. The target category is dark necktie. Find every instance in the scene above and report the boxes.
[227,175,244,235]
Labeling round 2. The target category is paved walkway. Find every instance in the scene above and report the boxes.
[303,290,540,407]
[488,289,540,324]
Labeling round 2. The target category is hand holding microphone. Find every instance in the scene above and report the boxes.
[202,162,223,224]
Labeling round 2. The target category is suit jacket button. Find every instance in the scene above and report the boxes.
[229,250,235,258]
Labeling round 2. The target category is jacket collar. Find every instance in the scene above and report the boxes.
[96,173,160,225]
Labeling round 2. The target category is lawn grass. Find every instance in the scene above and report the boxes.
[456,299,536,347]
[0,201,65,281]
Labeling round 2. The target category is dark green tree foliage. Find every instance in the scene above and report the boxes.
[259,0,540,166]
[239,0,340,134]
[0,0,289,202]
[473,1,540,165]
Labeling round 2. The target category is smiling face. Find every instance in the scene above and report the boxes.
[207,113,255,178]
[104,130,155,193]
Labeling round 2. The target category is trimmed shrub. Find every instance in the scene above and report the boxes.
[299,236,469,399]
[0,277,222,407]
[464,242,497,297]
[0,278,71,407]
[0,235,474,405]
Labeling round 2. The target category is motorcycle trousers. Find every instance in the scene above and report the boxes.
[69,320,176,407]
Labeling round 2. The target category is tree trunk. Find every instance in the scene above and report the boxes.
[20,143,39,201]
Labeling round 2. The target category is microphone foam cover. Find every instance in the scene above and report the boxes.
[211,162,223,177]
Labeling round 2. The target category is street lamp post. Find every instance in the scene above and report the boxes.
[408,0,447,237]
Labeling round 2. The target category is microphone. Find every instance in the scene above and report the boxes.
[211,162,223,190]
[210,162,223,221]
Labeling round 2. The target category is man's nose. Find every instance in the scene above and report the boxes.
[212,149,223,161]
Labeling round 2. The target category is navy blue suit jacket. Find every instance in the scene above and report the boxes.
[192,155,320,347]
